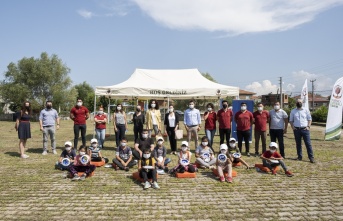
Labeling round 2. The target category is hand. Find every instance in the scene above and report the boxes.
[56,125,60,130]
[283,129,287,134]
[306,126,310,130]
[40,127,43,132]
[114,128,118,132]
[197,127,201,131]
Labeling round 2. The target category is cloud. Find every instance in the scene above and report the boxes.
[245,80,278,95]
[77,9,94,19]
[132,0,343,35]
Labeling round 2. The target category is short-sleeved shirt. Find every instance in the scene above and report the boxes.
[217,109,233,129]
[70,106,89,125]
[235,111,253,131]
[228,145,240,154]
[253,110,269,131]
[154,146,167,159]
[178,151,192,160]
[116,146,132,160]
[289,108,312,127]
[89,146,101,158]
[139,157,156,167]
[262,150,282,159]
[204,111,217,130]
[195,146,214,158]
[269,109,288,130]
[135,138,154,151]
[39,108,58,126]
[60,149,76,160]
[94,114,106,129]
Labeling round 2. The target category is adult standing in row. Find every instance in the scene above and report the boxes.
[70,98,89,149]
[217,100,233,147]
[164,104,179,155]
[235,102,253,156]
[94,106,107,149]
[15,101,32,159]
[113,104,128,148]
[253,103,269,157]
[133,105,145,141]
[39,100,60,155]
[269,101,288,158]
[184,100,201,148]
[203,103,216,148]
[289,99,315,163]
[145,99,161,138]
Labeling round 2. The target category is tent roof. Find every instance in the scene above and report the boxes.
[95,68,239,99]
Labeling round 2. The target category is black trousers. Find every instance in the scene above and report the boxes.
[219,128,231,146]
[237,130,251,153]
[73,124,86,148]
[167,127,177,152]
[139,169,157,182]
[112,158,136,169]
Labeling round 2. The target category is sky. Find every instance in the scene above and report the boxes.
[1,0,343,96]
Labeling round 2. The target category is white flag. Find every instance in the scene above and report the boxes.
[301,79,309,110]
[325,77,343,140]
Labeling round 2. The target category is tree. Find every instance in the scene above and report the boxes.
[74,81,95,112]
[0,52,76,113]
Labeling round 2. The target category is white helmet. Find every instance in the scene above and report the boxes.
[220,144,228,150]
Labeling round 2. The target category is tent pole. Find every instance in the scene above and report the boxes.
[93,95,97,138]
[108,97,111,136]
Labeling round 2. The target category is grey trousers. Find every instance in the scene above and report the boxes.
[43,126,56,150]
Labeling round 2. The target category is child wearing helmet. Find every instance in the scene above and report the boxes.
[55,141,76,171]
[88,138,109,163]
[153,137,171,172]
[169,141,196,174]
[228,138,253,169]
[69,146,96,181]
[138,148,160,189]
[216,144,233,183]
[261,142,294,177]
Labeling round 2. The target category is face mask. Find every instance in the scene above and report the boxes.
[241,106,247,111]
[189,104,194,109]
[98,111,103,115]
[92,144,97,148]
[207,107,212,111]
[117,106,122,111]
[257,107,263,111]
[136,108,141,112]
[77,102,82,107]
[46,105,52,109]
[296,102,302,108]
[274,105,280,110]
[223,104,228,108]
[65,147,71,151]
[157,141,163,145]
[121,142,127,147]
[182,147,188,152]
[202,142,208,146]
[25,106,30,110]
[151,104,156,108]
[143,153,151,159]
[221,150,227,154]
[269,149,276,153]
[80,151,85,155]
[142,134,148,139]
[229,143,235,148]
[169,108,174,112]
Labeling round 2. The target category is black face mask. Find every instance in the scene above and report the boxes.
[223,104,228,108]
[296,102,302,108]
[136,108,141,112]
[46,105,52,109]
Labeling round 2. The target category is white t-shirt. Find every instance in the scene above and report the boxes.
[151,112,157,125]
[168,114,176,127]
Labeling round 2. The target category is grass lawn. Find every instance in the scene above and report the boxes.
[0,120,342,220]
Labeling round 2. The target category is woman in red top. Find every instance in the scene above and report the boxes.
[204,103,217,148]
[94,106,107,149]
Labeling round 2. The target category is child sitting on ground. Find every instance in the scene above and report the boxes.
[216,144,233,183]
[113,137,136,171]
[260,142,294,177]
[88,138,109,163]
[69,146,96,181]
[195,136,216,169]
[138,148,160,189]
[55,141,76,171]
[170,141,196,174]
[153,137,171,172]
[228,138,253,169]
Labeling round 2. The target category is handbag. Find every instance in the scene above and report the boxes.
[175,129,183,140]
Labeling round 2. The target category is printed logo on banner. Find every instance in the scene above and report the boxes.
[333,85,342,99]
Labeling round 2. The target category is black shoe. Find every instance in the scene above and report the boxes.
[310,158,315,163]
[125,167,130,171]
[296,157,302,161]
[246,152,251,157]
[254,152,259,157]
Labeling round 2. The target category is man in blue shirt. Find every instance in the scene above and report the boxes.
[289,99,315,163]
[39,100,60,155]
[184,100,201,148]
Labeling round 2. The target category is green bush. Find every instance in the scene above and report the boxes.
[312,106,328,122]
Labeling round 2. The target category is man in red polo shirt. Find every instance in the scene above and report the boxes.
[234,102,253,156]
[253,103,269,157]
[70,98,89,148]
[217,100,233,146]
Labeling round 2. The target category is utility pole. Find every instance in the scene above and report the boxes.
[279,77,283,108]
[310,79,316,111]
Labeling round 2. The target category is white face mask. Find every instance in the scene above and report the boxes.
[77,102,82,107]
[169,108,174,112]
[65,147,71,151]
[79,151,86,155]
[143,153,151,159]
[241,106,247,111]
[142,134,148,139]
[221,150,227,154]
[202,142,208,146]
[117,106,122,111]
[98,111,103,115]
[207,107,212,111]
[151,104,156,108]
[257,107,263,111]
[189,104,194,109]
[92,144,97,148]
[157,141,163,145]
[182,147,188,152]
[121,142,127,147]
[274,105,280,110]
[229,143,235,148]
[269,149,276,153]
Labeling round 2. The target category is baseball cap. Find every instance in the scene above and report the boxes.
[157,136,164,142]
[229,138,236,142]
[181,141,189,147]
[269,142,278,148]
[220,144,228,150]
[91,138,98,144]
[64,141,72,147]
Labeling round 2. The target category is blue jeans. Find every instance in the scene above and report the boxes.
[95,128,106,148]
[269,129,285,158]
[205,129,216,148]
[293,128,314,160]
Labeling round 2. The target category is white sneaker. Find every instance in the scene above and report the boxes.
[21,154,29,159]
[143,181,151,189]
[42,150,48,155]
[52,150,57,155]
[104,164,113,168]
[152,182,160,189]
